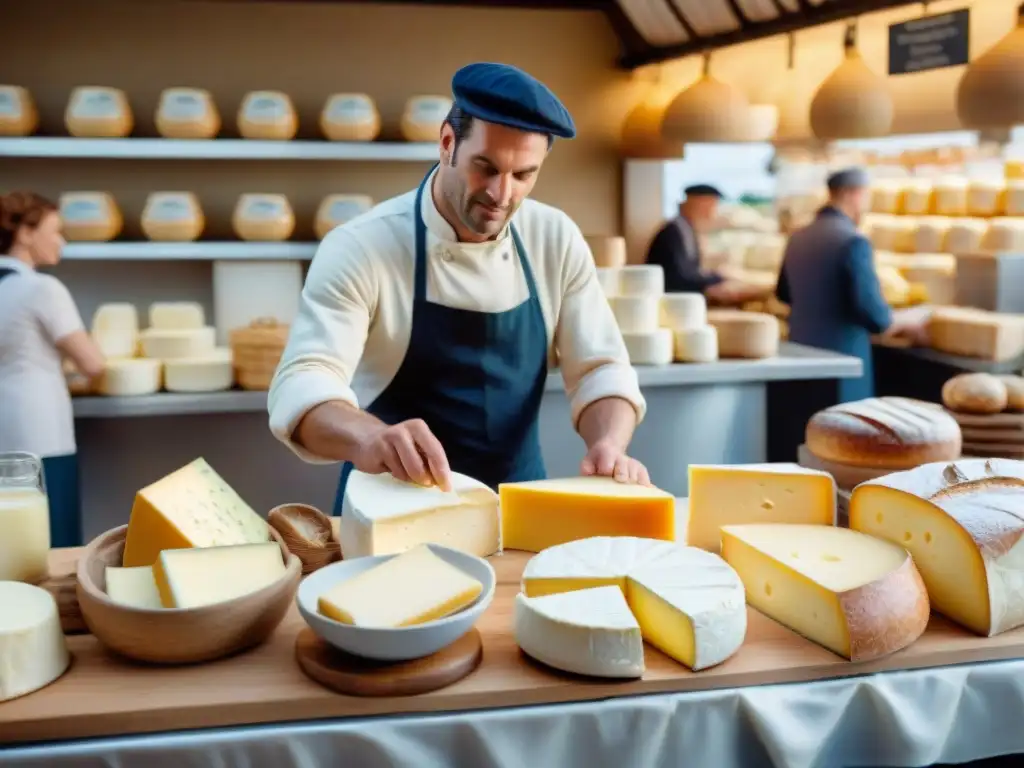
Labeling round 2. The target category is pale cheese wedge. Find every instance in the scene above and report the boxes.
[105,565,163,609]
[152,542,285,609]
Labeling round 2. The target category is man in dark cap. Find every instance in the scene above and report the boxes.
[644,183,766,303]
[776,167,930,402]
[269,62,652,516]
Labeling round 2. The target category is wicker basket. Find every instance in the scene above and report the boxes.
[229,318,290,391]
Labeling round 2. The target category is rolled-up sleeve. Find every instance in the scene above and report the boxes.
[843,236,893,334]
[557,224,646,428]
[267,228,376,463]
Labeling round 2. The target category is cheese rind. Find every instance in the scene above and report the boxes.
[104,566,163,609]
[122,458,270,567]
[64,86,133,138]
[928,307,1024,362]
[92,330,137,359]
[721,523,929,661]
[153,542,286,609]
[155,88,220,139]
[687,463,836,552]
[618,265,664,296]
[237,91,298,140]
[91,303,138,335]
[318,543,483,627]
[320,93,381,142]
[660,293,707,330]
[0,582,70,702]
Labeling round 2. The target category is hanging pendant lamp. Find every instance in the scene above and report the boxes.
[957,3,1024,129]
[621,65,685,159]
[662,54,752,144]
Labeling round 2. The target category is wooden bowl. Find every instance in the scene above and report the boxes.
[76,525,301,665]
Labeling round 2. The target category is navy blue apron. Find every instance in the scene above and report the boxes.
[332,166,549,515]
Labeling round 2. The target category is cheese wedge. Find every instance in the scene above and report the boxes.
[339,470,500,559]
[152,542,286,609]
[318,543,483,627]
[0,583,70,702]
[687,463,836,552]
[105,565,163,609]
[514,586,645,678]
[849,458,1024,637]
[499,477,675,553]
[721,524,929,661]
[520,536,746,671]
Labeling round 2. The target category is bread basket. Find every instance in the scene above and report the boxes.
[229,318,290,391]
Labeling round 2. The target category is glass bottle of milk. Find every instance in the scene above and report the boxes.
[0,451,51,583]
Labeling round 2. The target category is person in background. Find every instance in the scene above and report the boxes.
[0,191,105,547]
[775,168,930,403]
[644,183,767,304]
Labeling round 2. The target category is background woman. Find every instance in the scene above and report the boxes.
[0,191,105,547]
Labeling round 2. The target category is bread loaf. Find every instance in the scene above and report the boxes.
[997,375,1024,411]
[806,396,962,469]
[942,373,1009,414]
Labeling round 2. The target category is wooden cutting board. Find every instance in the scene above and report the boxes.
[946,409,1024,459]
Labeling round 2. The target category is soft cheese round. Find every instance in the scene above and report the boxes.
[0,582,71,702]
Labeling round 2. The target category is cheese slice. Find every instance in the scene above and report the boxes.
[850,458,1024,636]
[618,265,664,296]
[660,293,707,331]
[64,86,133,138]
[673,325,718,363]
[237,90,297,140]
[499,477,675,553]
[141,192,205,242]
[721,523,929,661]
[122,457,271,567]
[232,194,295,241]
[314,194,374,239]
[687,463,836,552]
[514,586,645,678]
[317,543,483,627]
[140,326,216,359]
[59,192,123,242]
[0,85,39,136]
[0,583,70,702]
[521,537,746,671]
[609,296,660,334]
[105,565,163,609]
[163,349,233,393]
[400,95,453,142]
[91,302,138,334]
[99,358,162,396]
[153,542,286,609]
[320,93,381,142]
[149,301,205,330]
[340,470,499,559]
[155,88,220,139]
[622,329,673,364]
[706,310,779,358]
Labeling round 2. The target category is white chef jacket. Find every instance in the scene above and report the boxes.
[268,168,646,463]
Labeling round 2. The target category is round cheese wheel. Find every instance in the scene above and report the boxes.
[91,302,138,334]
[320,93,380,142]
[982,217,1024,252]
[0,583,70,702]
[400,96,452,142]
[237,91,298,140]
[100,358,163,396]
[1005,180,1024,216]
[92,329,137,359]
[967,180,1006,217]
[164,349,234,393]
[706,309,779,359]
[934,177,969,216]
[141,192,205,242]
[584,236,627,268]
[622,329,673,365]
[0,85,39,136]
[139,327,216,360]
[942,372,1009,414]
[956,16,1024,129]
[870,181,902,215]
[997,374,1024,411]
[914,216,952,253]
[314,194,374,239]
[155,88,221,139]
[900,180,935,216]
[64,86,133,138]
[149,301,205,330]
[661,74,751,144]
[232,194,295,242]
[890,218,918,254]
[59,192,123,242]
[945,218,988,254]
[660,293,707,331]
[673,325,718,363]
[618,265,664,296]
[866,214,899,251]
[609,296,660,334]
[810,36,893,140]
[595,267,621,297]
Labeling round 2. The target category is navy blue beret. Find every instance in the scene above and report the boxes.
[451,62,576,140]
[827,167,870,190]
[684,184,724,199]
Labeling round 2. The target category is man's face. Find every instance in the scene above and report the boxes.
[683,195,719,231]
[848,186,870,223]
[437,119,549,241]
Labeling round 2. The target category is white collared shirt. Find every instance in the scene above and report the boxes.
[0,256,84,457]
[268,169,646,463]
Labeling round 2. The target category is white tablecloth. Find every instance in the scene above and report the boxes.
[4,659,1024,768]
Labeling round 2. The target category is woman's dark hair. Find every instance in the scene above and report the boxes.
[0,191,57,255]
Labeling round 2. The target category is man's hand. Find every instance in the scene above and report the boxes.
[884,305,933,346]
[352,418,453,491]
[581,439,651,486]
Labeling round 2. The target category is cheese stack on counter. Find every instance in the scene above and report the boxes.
[314,194,374,239]
[610,265,672,365]
[0,85,39,136]
[515,537,746,677]
[237,91,298,140]
[901,179,935,216]
[850,458,1024,637]
[137,301,234,393]
[100,358,163,397]
[706,309,779,359]
[91,302,139,360]
[0,582,71,702]
[928,307,1024,362]
[913,217,952,253]
[155,88,220,139]
[320,93,381,142]
[59,192,123,242]
[595,267,621,297]
[232,194,296,241]
[64,86,133,138]
[869,180,902,214]
[400,95,452,142]
[662,293,718,363]
[584,236,627,268]
[141,192,205,242]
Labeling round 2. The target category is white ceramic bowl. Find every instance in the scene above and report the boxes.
[296,543,496,661]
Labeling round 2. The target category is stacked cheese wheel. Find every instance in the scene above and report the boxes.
[601,265,674,365]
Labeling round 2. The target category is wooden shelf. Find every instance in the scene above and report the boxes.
[62,242,318,261]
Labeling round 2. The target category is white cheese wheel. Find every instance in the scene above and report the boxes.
[900,179,935,216]
[141,192,205,242]
[595,267,621,297]
[91,302,138,334]
[914,216,952,253]
[982,217,1024,252]
[400,95,452,142]
[164,349,234,393]
[660,293,707,331]
[0,85,39,136]
[967,179,1007,217]
[707,310,780,359]
[149,301,205,330]
[584,236,627,268]
[320,93,380,142]
[139,327,216,360]
[870,181,902,214]
[618,265,664,296]
[155,88,220,139]
[946,218,989,254]
[0,582,70,702]
[1005,181,1024,216]
[100,358,162,396]
[934,177,969,216]
[609,296,660,334]
[237,91,297,140]
[59,192,123,242]
[232,194,295,242]
[622,329,673,365]
[64,86,133,138]
[314,194,374,239]
[674,325,718,363]
[93,330,137,359]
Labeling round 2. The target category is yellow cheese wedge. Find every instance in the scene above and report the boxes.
[318,543,483,627]
[850,458,1024,637]
[122,458,271,567]
[721,523,929,661]
[152,542,286,609]
[104,565,163,609]
[498,477,675,553]
[687,463,837,552]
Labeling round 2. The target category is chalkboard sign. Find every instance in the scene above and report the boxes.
[889,9,970,75]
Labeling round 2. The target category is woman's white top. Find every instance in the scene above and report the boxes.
[268,169,646,463]
[0,256,84,458]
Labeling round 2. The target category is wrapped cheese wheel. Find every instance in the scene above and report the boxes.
[320,93,380,142]
[401,96,452,142]
[232,194,295,241]
[155,88,220,139]
[314,194,374,239]
[59,192,123,242]
[0,85,39,136]
[64,87,133,138]
[237,91,297,140]
[141,192,205,242]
